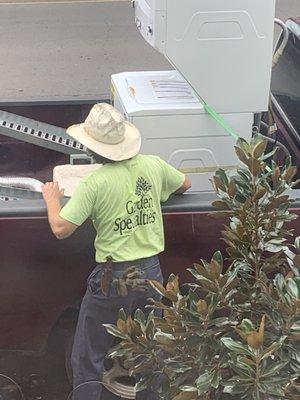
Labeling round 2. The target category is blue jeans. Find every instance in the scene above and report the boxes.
[71,255,163,400]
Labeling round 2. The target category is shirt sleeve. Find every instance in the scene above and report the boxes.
[158,158,186,202]
[59,180,96,226]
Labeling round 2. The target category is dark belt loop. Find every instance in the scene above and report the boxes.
[100,256,113,297]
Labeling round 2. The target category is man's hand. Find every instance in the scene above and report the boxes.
[175,176,192,195]
[42,182,65,204]
[42,182,78,239]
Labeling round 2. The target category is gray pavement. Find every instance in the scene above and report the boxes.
[0,0,299,103]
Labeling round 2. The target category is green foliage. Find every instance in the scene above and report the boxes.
[105,135,300,400]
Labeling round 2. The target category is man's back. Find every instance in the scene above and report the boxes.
[60,154,185,262]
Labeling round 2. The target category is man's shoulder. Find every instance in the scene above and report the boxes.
[138,154,163,165]
[81,165,107,185]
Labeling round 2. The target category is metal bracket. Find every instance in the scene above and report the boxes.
[0,110,86,155]
[0,185,44,200]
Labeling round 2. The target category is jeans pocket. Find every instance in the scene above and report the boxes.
[87,266,106,296]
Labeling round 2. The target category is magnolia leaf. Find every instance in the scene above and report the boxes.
[165,290,178,302]
[223,277,239,296]
[197,278,219,293]
[212,250,223,268]
[282,166,298,182]
[228,360,253,378]
[135,376,152,393]
[195,371,214,394]
[215,169,229,187]
[221,337,252,355]
[260,383,285,397]
[223,383,252,395]
[261,361,289,378]
[261,337,286,360]
[286,279,299,298]
[228,180,237,198]
[148,280,167,297]
[240,319,256,333]
[213,175,226,192]
[103,324,128,339]
[247,332,262,350]
[248,157,262,176]
[253,187,268,201]
[267,195,290,210]
[212,200,230,210]
[235,146,249,165]
[166,274,180,294]
[272,166,281,184]
[193,263,212,280]
[237,137,251,154]
[211,370,221,389]
[252,140,268,159]
[294,255,300,268]
[173,388,198,400]
[117,319,127,333]
[134,309,146,326]
[118,308,127,321]
[235,193,247,203]
[197,300,208,316]
[210,260,221,280]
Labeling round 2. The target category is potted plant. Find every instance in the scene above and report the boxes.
[105,135,300,400]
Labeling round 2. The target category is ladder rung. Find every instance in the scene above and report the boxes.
[0,110,86,155]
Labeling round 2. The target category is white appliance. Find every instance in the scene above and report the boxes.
[111,70,253,192]
[133,0,276,113]
[111,0,276,192]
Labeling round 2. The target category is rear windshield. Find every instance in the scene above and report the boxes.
[271,31,300,135]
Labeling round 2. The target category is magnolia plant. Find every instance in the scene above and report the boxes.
[105,135,300,400]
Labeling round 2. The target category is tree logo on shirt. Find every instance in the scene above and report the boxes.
[135,177,152,197]
[113,176,156,235]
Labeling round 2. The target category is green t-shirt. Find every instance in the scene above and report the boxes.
[59,154,185,262]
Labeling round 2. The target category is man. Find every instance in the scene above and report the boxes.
[42,103,191,400]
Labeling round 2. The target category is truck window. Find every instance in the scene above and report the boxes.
[271,32,300,135]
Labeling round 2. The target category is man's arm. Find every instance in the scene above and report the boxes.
[42,182,78,240]
[174,176,192,195]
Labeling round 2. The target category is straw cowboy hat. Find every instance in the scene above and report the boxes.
[67,103,141,161]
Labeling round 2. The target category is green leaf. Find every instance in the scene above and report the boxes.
[135,375,152,392]
[261,361,288,378]
[216,168,229,187]
[148,280,167,297]
[221,337,252,356]
[240,319,256,333]
[235,146,249,165]
[252,140,268,159]
[260,383,285,397]
[223,383,253,395]
[118,308,127,321]
[173,387,198,400]
[237,138,251,154]
[286,279,299,298]
[229,361,253,378]
[274,274,285,292]
[134,309,146,326]
[212,200,230,210]
[103,324,128,339]
[212,251,223,269]
[260,337,286,360]
[195,371,214,394]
